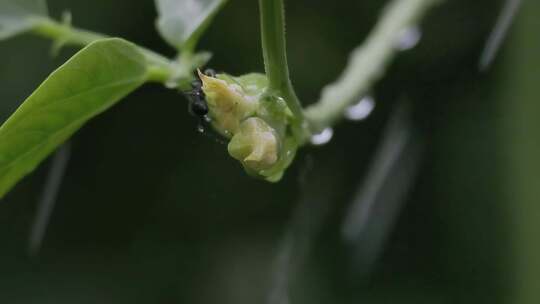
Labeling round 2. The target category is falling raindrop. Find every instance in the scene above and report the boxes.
[479,0,522,70]
[395,27,422,51]
[310,128,334,146]
[345,96,376,121]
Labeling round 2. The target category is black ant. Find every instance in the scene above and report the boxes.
[185,69,217,119]
[184,69,227,143]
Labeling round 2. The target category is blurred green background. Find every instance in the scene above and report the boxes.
[1,0,538,303]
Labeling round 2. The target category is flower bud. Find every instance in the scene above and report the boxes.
[198,70,258,136]
[228,117,279,172]
[198,71,299,182]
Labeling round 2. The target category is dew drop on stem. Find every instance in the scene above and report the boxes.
[344,96,376,121]
[310,128,334,146]
[197,124,205,133]
[395,26,422,51]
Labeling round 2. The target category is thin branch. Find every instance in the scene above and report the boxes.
[29,17,201,87]
[258,0,306,140]
[304,0,439,132]
[31,17,169,66]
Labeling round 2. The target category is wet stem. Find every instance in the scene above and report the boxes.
[31,0,439,141]
[30,17,194,86]
[258,0,309,143]
[259,0,439,136]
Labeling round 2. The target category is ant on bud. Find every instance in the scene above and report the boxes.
[185,69,217,118]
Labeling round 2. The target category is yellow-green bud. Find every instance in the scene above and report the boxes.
[198,70,258,136]
[198,70,299,182]
[228,117,279,172]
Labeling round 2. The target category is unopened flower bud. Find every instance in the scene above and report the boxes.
[198,70,299,182]
[198,70,258,136]
[228,117,279,172]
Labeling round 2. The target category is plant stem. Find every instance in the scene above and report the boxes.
[31,18,105,47]
[147,65,175,83]
[304,0,439,133]
[31,18,171,67]
[28,17,202,86]
[259,0,307,140]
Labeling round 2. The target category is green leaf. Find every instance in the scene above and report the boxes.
[0,38,148,198]
[0,0,48,40]
[155,0,227,51]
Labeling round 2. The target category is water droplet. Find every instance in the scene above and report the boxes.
[197,124,205,133]
[310,128,334,146]
[165,79,179,89]
[395,27,422,51]
[344,96,376,121]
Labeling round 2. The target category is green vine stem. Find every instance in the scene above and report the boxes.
[258,0,307,141]
[29,0,438,139]
[304,0,439,133]
[29,17,191,85]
